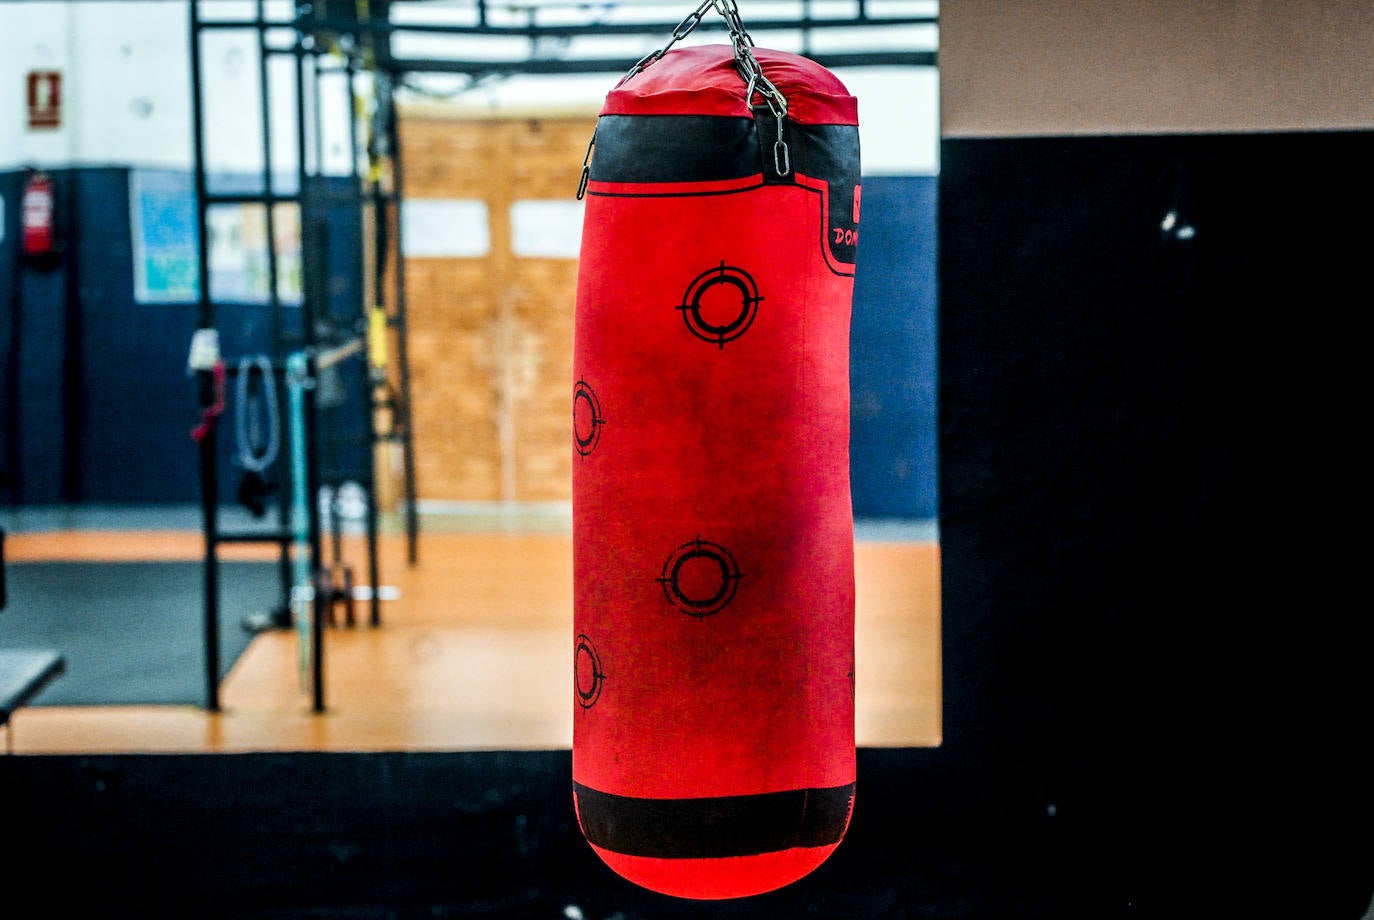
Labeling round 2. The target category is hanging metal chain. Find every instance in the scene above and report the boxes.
[579,0,791,198]
[622,0,788,122]
[620,0,714,84]
[712,0,790,176]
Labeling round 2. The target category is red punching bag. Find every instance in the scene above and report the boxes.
[571,15,861,900]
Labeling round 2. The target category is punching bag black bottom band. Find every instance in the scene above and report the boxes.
[573,782,854,859]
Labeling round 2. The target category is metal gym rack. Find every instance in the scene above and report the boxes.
[188,0,420,713]
[187,0,937,712]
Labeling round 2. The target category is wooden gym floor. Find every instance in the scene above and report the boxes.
[2,508,940,755]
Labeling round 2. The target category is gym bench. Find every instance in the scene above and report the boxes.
[0,649,66,753]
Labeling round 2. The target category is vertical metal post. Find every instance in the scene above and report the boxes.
[385,92,419,565]
[257,0,292,619]
[306,354,325,712]
[285,351,320,711]
[4,234,22,502]
[189,0,221,712]
[368,80,394,610]
[296,26,325,713]
[59,172,84,504]
[346,54,383,627]
[259,2,283,357]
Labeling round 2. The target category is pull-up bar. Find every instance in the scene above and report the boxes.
[316,337,366,371]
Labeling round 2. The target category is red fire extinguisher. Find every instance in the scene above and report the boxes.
[22,170,56,261]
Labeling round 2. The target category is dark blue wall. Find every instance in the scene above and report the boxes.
[851,175,939,520]
[3,167,937,518]
[0,167,368,507]
[0,171,14,498]
[75,168,202,503]
[1,168,83,504]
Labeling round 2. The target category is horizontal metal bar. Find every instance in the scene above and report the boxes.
[297,15,937,38]
[390,49,936,76]
[193,19,288,30]
[203,191,303,205]
[193,19,299,45]
[315,337,367,371]
[211,339,362,373]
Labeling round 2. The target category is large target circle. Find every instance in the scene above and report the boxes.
[572,379,604,457]
[575,634,606,709]
[676,262,762,348]
[657,537,743,619]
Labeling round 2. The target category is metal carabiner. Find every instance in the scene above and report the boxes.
[774,139,791,177]
[772,107,790,177]
[576,125,597,200]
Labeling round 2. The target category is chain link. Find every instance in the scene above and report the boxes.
[620,0,713,83]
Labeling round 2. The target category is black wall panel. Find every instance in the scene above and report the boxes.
[938,130,1373,916]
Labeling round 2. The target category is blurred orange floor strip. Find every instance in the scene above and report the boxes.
[5,530,277,562]
[4,531,940,754]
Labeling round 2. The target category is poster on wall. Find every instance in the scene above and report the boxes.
[510,199,583,258]
[401,199,489,257]
[129,170,303,305]
[207,202,302,304]
[129,169,200,304]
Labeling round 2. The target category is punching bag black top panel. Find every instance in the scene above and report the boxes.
[589,116,859,189]
[589,115,760,184]
[587,44,861,272]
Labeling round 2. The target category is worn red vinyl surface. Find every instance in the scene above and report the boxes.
[572,44,860,900]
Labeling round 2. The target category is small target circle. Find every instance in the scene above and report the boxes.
[657,537,743,619]
[677,262,762,348]
[572,379,604,457]
[575,634,606,709]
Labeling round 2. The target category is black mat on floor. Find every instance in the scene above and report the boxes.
[0,560,281,706]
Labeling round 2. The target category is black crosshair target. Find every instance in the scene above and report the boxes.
[676,261,763,348]
[572,379,605,457]
[657,537,743,619]
[575,634,606,709]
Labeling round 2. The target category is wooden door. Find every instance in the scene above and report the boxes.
[397,111,596,503]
